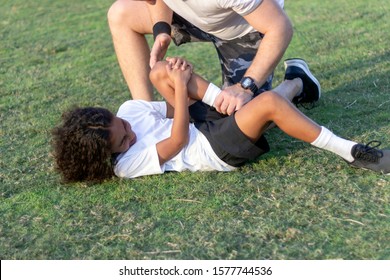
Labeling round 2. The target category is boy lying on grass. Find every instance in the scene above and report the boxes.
[52,57,390,183]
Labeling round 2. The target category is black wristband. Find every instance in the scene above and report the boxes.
[152,21,172,40]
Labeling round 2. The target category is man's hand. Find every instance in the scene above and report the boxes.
[213,84,253,115]
[150,33,172,69]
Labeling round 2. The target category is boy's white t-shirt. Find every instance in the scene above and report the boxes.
[163,0,284,40]
[113,100,235,179]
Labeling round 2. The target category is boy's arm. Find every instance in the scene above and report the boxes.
[155,64,191,165]
[165,101,174,118]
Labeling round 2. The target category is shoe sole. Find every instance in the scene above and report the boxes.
[284,59,321,101]
[349,162,390,175]
[284,58,312,71]
[349,147,390,175]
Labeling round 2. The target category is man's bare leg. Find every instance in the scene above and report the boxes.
[272,78,302,101]
[108,0,154,100]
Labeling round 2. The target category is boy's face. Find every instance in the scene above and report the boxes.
[109,117,137,154]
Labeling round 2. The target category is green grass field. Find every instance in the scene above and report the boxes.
[1,0,389,259]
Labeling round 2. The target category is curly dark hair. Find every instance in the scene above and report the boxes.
[51,107,116,183]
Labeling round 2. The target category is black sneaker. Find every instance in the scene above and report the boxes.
[284,58,321,106]
[349,141,390,174]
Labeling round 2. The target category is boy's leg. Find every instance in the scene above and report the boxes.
[234,91,321,144]
[108,0,154,100]
[234,89,390,174]
[150,60,210,106]
[233,58,351,157]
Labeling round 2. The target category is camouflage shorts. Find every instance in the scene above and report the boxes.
[171,13,273,94]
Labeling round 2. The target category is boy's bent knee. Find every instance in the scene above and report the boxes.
[256,90,282,107]
[149,61,169,84]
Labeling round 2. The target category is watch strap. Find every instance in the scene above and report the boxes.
[240,77,258,95]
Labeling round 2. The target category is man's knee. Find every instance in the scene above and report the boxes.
[107,0,131,25]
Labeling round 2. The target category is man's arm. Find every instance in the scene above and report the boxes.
[243,0,293,87]
[214,0,293,115]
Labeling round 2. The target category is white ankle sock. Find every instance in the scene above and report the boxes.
[311,126,357,162]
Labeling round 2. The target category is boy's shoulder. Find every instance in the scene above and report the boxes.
[118,99,150,110]
[117,100,167,117]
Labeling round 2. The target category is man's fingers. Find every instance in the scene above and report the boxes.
[213,94,223,112]
[219,101,229,115]
[233,99,245,112]
[218,94,233,115]
[150,46,159,68]
[150,50,165,68]
[150,57,158,69]
[226,103,237,115]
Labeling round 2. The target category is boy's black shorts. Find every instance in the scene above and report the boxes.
[189,101,270,167]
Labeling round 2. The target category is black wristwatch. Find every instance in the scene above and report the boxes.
[240,76,258,95]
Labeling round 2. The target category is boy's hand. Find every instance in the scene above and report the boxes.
[166,57,193,72]
[165,57,193,86]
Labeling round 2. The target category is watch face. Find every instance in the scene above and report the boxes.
[240,77,258,94]
[241,78,252,89]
